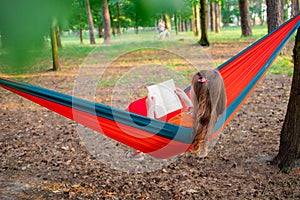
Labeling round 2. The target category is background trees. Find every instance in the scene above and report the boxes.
[239,0,252,36]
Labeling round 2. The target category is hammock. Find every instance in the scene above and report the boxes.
[1,15,299,159]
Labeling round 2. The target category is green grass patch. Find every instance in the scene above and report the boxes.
[269,54,294,76]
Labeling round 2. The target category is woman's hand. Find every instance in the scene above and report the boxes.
[174,88,193,108]
[146,96,155,118]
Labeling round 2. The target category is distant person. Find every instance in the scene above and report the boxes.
[157,19,165,33]
[157,19,170,40]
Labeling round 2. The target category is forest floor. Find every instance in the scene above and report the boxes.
[0,38,300,199]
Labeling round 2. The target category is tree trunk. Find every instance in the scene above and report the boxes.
[210,1,216,32]
[292,0,300,17]
[50,26,60,71]
[79,28,83,44]
[134,14,138,34]
[165,13,171,32]
[109,5,116,37]
[79,2,84,44]
[259,0,265,25]
[117,2,121,35]
[198,0,210,46]
[184,21,188,32]
[215,1,221,33]
[174,13,178,35]
[193,2,200,36]
[102,0,111,43]
[272,28,300,173]
[84,0,96,44]
[98,24,103,38]
[56,26,62,48]
[239,0,252,37]
[266,0,283,33]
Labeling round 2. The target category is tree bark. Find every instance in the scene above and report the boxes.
[210,1,216,32]
[117,2,121,35]
[79,28,83,44]
[102,0,111,43]
[272,28,300,173]
[174,13,178,35]
[292,0,300,17]
[84,0,96,44]
[165,13,171,32]
[98,24,103,38]
[109,5,116,37]
[198,0,210,46]
[193,2,200,36]
[134,13,138,34]
[266,0,283,33]
[239,0,252,37]
[56,26,62,48]
[50,26,60,71]
[259,0,265,25]
[215,1,221,33]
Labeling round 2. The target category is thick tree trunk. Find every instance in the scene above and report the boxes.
[239,0,252,37]
[266,0,283,33]
[84,0,96,44]
[272,28,300,173]
[198,0,210,46]
[102,0,111,43]
[50,26,60,71]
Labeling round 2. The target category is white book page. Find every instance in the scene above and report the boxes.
[147,79,183,118]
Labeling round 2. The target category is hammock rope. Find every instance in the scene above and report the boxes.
[1,15,299,159]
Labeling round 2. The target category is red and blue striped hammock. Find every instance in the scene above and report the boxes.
[1,15,299,159]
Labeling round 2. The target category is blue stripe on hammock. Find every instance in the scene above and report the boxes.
[0,77,194,144]
[214,17,300,133]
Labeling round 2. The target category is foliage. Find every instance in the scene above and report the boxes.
[0,0,73,71]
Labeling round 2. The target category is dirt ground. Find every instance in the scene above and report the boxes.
[0,39,299,199]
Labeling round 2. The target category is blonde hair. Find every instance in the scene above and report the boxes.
[191,70,226,155]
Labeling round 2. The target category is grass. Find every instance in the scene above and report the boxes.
[0,25,295,76]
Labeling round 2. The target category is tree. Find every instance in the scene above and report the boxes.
[0,0,72,72]
[116,1,122,35]
[50,23,61,71]
[193,0,200,36]
[102,0,111,43]
[272,27,300,173]
[291,0,300,17]
[198,0,210,46]
[209,0,216,32]
[85,0,96,44]
[239,0,252,36]
[56,26,62,48]
[214,0,221,33]
[266,0,283,33]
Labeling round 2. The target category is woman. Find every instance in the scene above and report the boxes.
[126,70,226,159]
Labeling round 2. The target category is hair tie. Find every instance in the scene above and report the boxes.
[198,77,209,83]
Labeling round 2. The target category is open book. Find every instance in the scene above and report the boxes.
[147,79,183,118]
